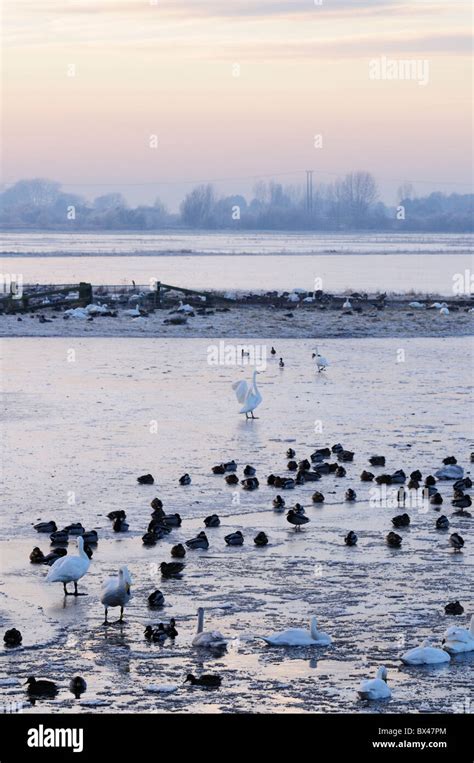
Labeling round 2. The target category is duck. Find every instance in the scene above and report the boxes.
[224,530,244,546]
[212,464,226,474]
[449,532,464,552]
[436,515,450,530]
[452,494,472,509]
[312,491,325,503]
[192,607,227,647]
[286,448,295,458]
[376,474,392,485]
[113,516,129,532]
[107,509,127,521]
[287,509,310,530]
[391,469,406,484]
[335,466,346,477]
[386,531,402,548]
[279,358,285,367]
[311,448,331,461]
[401,639,450,665]
[338,450,354,462]
[243,465,256,476]
[185,531,209,550]
[160,561,184,577]
[30,547,45,563]
[225,473,239,485]
[41,548,67,566]
[273,495,285,511]
[254,532,269,547]
[332,443,344,453]
[223,460,237,472]
[285,459,297,471]
[392,513,410,528]
[453,477,472,491]
[50,530,69,545]
[69,676,87,699]
[25,677,58,698]
[152,509,182,527]
[165,618,178,638]
[345,489,357,502]
[360,471,376,483]
[241,477,259,490]
[357,667,391,700]
[148,589,165,608]
[179,473,191,486]
[171,543,186,558]
[144,624,168,643]
[369,455,385,466]
[3,628,22,647]
[430,493,443,505]
[445,601,464,616]
[185,673,221,688]
[281,478,296,490]
[204,514,220,528]
[46,536,90,596]
[261,616,332,647]
[137,474,154,484]
[271,347,276,356]
[442,615,474,654]
[34,521,57,534]
[142,531,158,546]
[345,531,358,546]
[150,498,163,511]
[100,567,132,625]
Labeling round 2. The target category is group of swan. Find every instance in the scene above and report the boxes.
[400,617,474,664]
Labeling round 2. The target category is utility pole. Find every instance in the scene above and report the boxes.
[306,170,313,213]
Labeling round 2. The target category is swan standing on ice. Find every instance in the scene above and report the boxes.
[232,370,262,419]
[442,615,474,654]
[400,639,450,665]
[192,607,227,647]
[312,346,329,373]
[46,536,90,596]
[100,567,132,625]
[358,667,391,700]
[260,616,332,646]
[177,301,194,314]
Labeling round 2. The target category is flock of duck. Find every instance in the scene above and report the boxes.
[5,428,472,704]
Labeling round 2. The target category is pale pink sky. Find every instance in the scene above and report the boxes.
[2,0,472,208]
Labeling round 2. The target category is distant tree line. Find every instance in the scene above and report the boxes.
[0,175,472,231]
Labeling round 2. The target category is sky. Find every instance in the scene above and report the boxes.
[2,0,472,209]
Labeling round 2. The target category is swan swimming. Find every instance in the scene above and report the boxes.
[260,617,332,647]
[232,370,262,419]
[100,567,132,624]
[46,536,90,596]
[442,615,474,654]
[192,607,227,647]
[400,639,450,665]
[312,346,329,373]
[358,667,391,700]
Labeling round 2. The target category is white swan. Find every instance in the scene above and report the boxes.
[100,567,132,624]
[342,298,352,310]
[358,667,391,700]
[232,370,262,419]
[312,346,329,372]
[177,301,194,314]
[443,615,474,654]
[123,306,141,317]
[401,639,450,665]
[260,616,332,647]
[192,607,227,647]
[46,536,90,596]
[439,307,450,315]
[409,301,424,308]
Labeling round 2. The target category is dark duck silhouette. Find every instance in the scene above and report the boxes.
[391,513,410,528]
[449,533,464,552]
[345,489,357,502]
[243,465,256,476]
[312,491,325,503]
[344,531,358,546]
[224,530,244,546]
[436,515,450,530]
[185,673,221,688]
[137,474,154,484]
[69,676,87,699]
[186,531,209,550]
[273,495,285,509]
[4,628,22,647]
[148,590,165,608]
[225,474,239,485]
[204,514,220,528]
[171,543,186,558]
[254,532,268,546]
[369,456,385,466]
[160,562,184,577]
[179,473,191,485]
[26,677,58,699]
[286,509,310,531]
[386,531,402,548]
[445,601,464,616]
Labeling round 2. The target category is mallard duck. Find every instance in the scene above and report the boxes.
[311,447,331,460]
[345,531,358,546]
[312,491,325,503]
[410,470,422,481]
[425,475,436,486]
[179,473,191,485]
[171,543,186,558]
[50,530,69,545]
[224,530,244,546]
[386,531,402,548]
[137,474,154,484]
[225,474,239,485]
[335,466,346,477]
[148,589,165,608]
[369,456,385,466]
[212,464,226,474]
[430,492,443,505]
[107,509,127,521]
[436,515,449,530]
[345,489,357,502]
[82,530,98,545]
[338,451,354,462]
[332,443,344,453]
[142,531,158,546]
[42,548,67,566]
[185,531,209,550]
[160,562,184,577]
[445,600,464,615]
[3,628,22,647]
[34,521,57,534]
[391,469,406,484]
[376,474,392,485]
[254,531,269,546]
[452,494,472,509]
[150,498,163,511]
[241,477,259,490]
[391,513,410,528]
[223,460,237,472]
[358,667,391,700]
[243,465,256,476]
[408,478,420,489]
[113,517,129,532]
[204,514,220,528]
[185,673,221,688]
[26,677,58,698]
[287,460,298,471]
[443,456,457,465]
[286,509,310,531]
[449,533,464,552]
[144,624,167,642]
[453,477,472,491]
[273,495,285,510]
[69,676,87,698]
[281,478,296,490]
[279,358,285,367]
[30,547,45,563]
[286,448,295,458]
